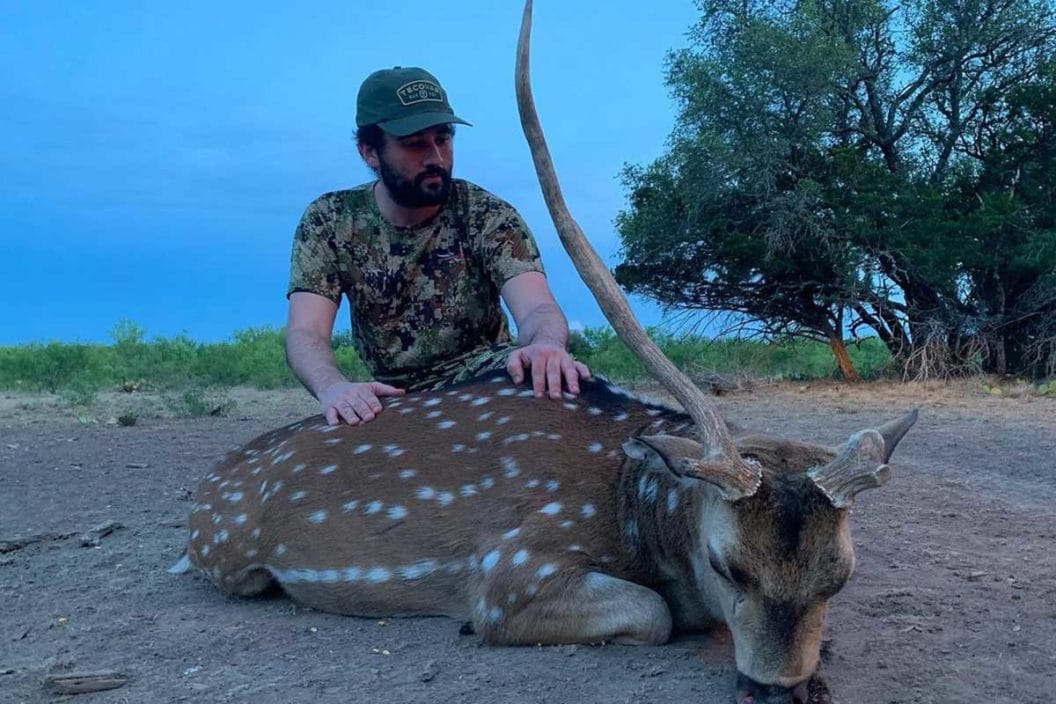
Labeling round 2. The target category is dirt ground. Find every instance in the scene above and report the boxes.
[1,379,1054,704]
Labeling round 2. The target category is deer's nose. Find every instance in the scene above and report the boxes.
[735,672,810,704]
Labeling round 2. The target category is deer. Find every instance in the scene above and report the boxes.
[172,3,918,703]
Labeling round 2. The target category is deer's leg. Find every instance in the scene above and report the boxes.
[474,569,672,646]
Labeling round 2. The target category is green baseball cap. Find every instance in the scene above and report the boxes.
[356,66,471,137]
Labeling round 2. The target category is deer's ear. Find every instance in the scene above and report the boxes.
[622,434,704,478]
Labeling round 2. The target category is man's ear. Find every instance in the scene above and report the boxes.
[357,141,380,171]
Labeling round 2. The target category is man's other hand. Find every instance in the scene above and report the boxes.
[506,343,591,400]
[319,381,405,425]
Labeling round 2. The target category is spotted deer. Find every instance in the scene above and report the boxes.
[174,3,918,703]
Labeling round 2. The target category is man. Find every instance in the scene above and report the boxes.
[285,66,590,426]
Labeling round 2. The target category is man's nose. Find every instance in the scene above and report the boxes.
[424,141,447,168]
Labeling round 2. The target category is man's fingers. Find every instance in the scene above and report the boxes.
[370,382,406,397]
[507,351,526,384]
[562,358,581,395]
[574,361,591,379]
[531,356,548,398]
[325,407,340,426]
[546,358,563,399]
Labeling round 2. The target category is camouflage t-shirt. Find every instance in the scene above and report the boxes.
[287,179,544,390]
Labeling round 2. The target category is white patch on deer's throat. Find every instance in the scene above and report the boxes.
[501,457,520,478]
[581,503,596,518]
[481,550,501,572]
[666,489,679,512]
[438,420,456,429]
[416,486,436,500]
[512,549,529,566]
[307,510,328,524]
[398,469,417,479]
[587,442,603,453]
[319,465,337,475]
[540,502,562,516]
[387,505,408,520]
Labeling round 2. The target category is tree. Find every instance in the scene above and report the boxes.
[616,0,1056,378]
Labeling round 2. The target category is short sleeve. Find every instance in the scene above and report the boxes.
[286,199,343,304]
[475,196,545,288]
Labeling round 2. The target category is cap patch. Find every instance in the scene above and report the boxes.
[397,81,444,106]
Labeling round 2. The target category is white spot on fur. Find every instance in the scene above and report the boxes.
[501,457,520,478]
[588,442,603,453]
[588,407,602,415]
[438,420,456,429]
[416,486,436,500]
[399,407,415,415]
[545,480,559,492]
[365,501,383,514]
[479,411,494,421]
[497,388,516,396]
[234,514,248,525]
[581,503,596,518]
[366,567,392,583]
[496,416,511,425]
[476,431,492,441]
[667,489,679,512]
[307,510,328,524]
[387,505,408,520]
[481,550,501,572]
[319,465,337,475]
[512,549,529,566]
[275,544,287,557]
[424,398,442,407]
[398,469,417,479]
[460,484,478,497]
[452,444,466,453]
[536,564,557,579]
[324,438,342,445]
[291,464,306,473]
[525,479,540,488]
[560,520,575,529]
[480,476,495,489]
[613,412,629,421]
[502,528,520,540]
[426,410,442,419]
[437,491,455,507]
[342,500,359,513]
[540,502,562,516]
[384,445,405,457]
[471,397,490,406]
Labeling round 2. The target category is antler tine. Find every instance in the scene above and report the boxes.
[515,0,751,474]
[807,430,890,509]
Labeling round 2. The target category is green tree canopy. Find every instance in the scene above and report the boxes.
[616,0,1056,378]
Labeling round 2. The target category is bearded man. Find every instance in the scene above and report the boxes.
[285,66,589,426]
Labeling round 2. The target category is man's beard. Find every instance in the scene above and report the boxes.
[378,157,452,208]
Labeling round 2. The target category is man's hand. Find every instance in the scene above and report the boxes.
[319,381,406,426]
[507,343,591,399]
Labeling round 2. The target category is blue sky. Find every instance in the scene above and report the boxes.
[0,1,701,345]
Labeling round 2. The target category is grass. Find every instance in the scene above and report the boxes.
[0,322,898,397]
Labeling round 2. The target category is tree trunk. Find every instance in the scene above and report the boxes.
[828,336,861,382]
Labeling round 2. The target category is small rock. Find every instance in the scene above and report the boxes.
[79,520,124,548]
[967,571,988,582]
[125,462,149,469]
[418,660,440,682]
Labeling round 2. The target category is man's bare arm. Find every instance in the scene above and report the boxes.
[286,292,404,424]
